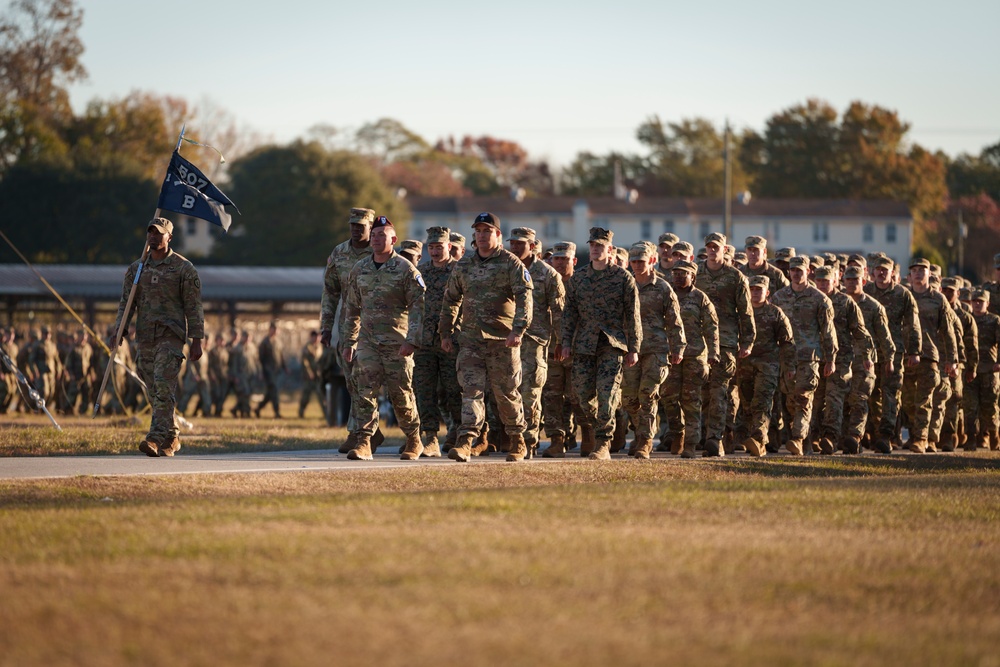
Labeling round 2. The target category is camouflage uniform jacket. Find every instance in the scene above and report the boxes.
[416,258,457,349]
[981,281,1000,317]
[319,240,373,338]
[864,282,922,359]
[740,261,790,292]
[64,342,92,379]
[301,343,322,382]
[771,285,838,362]
[115,249,204,348]
[853,293,895,366]
[635,275,686,357]
[973,311,1000,373]
[952,303,978,369]
[30,339,59,376]
[695,263,755,351]
[910,288,958,364]
[208,345,229,384]
[439,246,533,343]
[259,336,286,375]
[228,343,249,380]
[562,263,641,356]
[523,255,566,347]
[344,251,425,348]
[747,302,794,367]
[674,286,719,362]
[828,291,874,364]
[653,260,673,281]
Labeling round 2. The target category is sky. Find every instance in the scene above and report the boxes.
[66,0,1000,167]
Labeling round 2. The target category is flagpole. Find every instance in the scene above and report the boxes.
[92,125,186,417]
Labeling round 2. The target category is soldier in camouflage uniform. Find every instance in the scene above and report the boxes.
[342,216,425,461]
[771,256,837,455]
[397,239,422,266]
[843,266,894,453]
[113,218,204,457]
[965,290,1000,450]
[695,232,755,456]
[178,341,211,417]
[865,256,922,451]
[207,332,229,417]
[542,242,584,456]
[255,322,287,418]
[298,330,324,418]
[0,328,17,412]
[812,266,874,454]
[449,232,466,261]
[320,207,375,452]
[736,276,793,456]
[662,260,718,457]
[902,258,958,453]
[30,327,60,406]
[740,235,789,292]
[620,241,685,459]
[508,227,565,457]
[772,247,795,281]
[654,232,680,279]
[413,226,462,457]
[62,329,93,415]
[228,330,253,418]
[440,212,533,462]
[940,277,978,451]
[560,227,641,460]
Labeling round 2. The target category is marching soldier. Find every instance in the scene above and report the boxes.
[208,332,229,417]
[298,330,324,418]
[654,232,680,279]
[940,277,978,451]
[965,289,1000,450]
[255,321,287,418]
[740,235,789,291]
[542,242,584,457]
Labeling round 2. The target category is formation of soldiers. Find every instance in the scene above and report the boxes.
[323,205,1000,461]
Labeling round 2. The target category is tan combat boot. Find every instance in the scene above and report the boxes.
[347,435,373,461]
[610,419,627,453]
[702,438,724,457]
[939,434,956,452]
[448,433,476,462]
[580,424,596,458]
[371,428,385,453]
[744,437,765,457]
[421,433,441,458]
[671,430,686,456]
[542,434,566,458]
[680,438,698,459]
[158,437,181,457]
[842,436,861,455]
[818,436,835,456]
[443,428,457,453]
[400,432,424,460]
[138,439,160,458]
[633,436,654,460]
[588,439,612,460]
[723,429,735,455]
[907,439,927,454]
[990,432,1000,451]
[786,439,804,456]
[506,432,528,462]
[925,439,938,453]
[471,422,491,456]
[338,432,358,454]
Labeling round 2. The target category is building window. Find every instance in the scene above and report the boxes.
[186,219,197,236]
[862,223,873,243]
[547,218,560,238]
[641,219,651,239]
[698,221,711,240]
[813,222,829,242]
[886,223,897,244]
[773,221,780,241]
[663,219,674,234]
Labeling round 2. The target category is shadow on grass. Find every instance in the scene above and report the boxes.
[710,454,1000,479]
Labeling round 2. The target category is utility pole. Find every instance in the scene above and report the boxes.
[723,120,732,240]
[958,209,966,277]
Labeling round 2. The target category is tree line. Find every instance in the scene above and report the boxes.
[2,0,999,275]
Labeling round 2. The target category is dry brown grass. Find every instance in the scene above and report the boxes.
[1,459,999,666]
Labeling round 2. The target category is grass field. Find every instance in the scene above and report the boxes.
[1,413,999,665]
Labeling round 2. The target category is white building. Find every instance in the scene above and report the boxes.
[407,196,913,263]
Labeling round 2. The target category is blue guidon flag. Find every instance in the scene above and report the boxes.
[157,152,239,231]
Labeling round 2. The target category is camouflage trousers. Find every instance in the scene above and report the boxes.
[736,356,780,444]
[413,346,461,436]
[136,339,184,445]
[571,341,624,442]
[927,367,953,444]
[662,356,709,447]
[703,348,737,443]
[64,376,90,415]
[964,372,999,438]
[257,371,281,416]
[621,352,669,440]
[211,378,230,416]
[351,339,420,438]
[941,370,964,437]
[456,337,524,439]
[819,359,852,441]
[784,360,820,442]
[179,379,211,416]
[299,379,324,414]
[873,356,904,438]
[844,363,876,440]
[543,355,579,439]
[901,360,941,441]
[337,337,359,432]
[519,339,549,448]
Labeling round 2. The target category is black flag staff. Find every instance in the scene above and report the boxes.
[92,125,238,417]
[0,345,61,431]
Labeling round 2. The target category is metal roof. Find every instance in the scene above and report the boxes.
[0,264,325,302]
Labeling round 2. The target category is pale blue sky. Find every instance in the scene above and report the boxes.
[68,0,1000,166]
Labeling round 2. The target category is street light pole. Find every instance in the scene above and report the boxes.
[723,120,732,240]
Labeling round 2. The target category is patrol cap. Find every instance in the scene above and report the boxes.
[811,256,825,268]
[941,277,962,290]
[629,241,657,260]
[704,232,727,247]
[371,215,395,230]
[788,256,810,270]
[959,287,972,301]
[696,247,708,259]
[671,241,694,256]
[814,266,836,280]
[821,252,837,265]
[508,227,537,243]
[843,266,865,280]
[993,252,1000,268]
[449,232,466,247]
[971,288,990,302]
[473,212,501,230]
[733,251,748,265]
[658,233,679,247]
[148,217,174,235]
[672,260,698,275]
[551,241,576,258]
[848,253,867,268]
[872,256,894,269]
[426,226,450,244]
[748,275,770,289]
[774,247,796,261]
[349,207,376,225]
[744,235,767,249]
[589,227,613,245]
[724,244,736,258]
[930,263,942,277]
[909,257,931,269]
[399,239,422,255]
[615,247,630,264]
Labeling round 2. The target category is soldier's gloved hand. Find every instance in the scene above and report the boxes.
[398,343,415,357]
[320,330,332,348]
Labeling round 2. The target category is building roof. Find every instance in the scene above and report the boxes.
[0,264,325,302]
